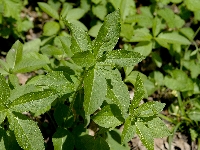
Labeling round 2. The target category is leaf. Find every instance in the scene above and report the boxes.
[147,117,171,138]
[38,2,59,19]
[135,122,154,150]
[84,66,107,115]
[104,50,145,67]
[121,23,134,40]
[12,52,50,73]
[88,23,102,37]
[0,59,9,72]
[43,21,60,36]
[64,20,91,54]
[129,74,145,114]
[66,8,86,20]
[92,10,120,58]
[187,109,200,121]
[23,38,41,53]
[92,104,124,128]
[92,4,107,20]
[3,0,21,19]
[128,28,152,42]
[132,101,165,118]
[8,74,19,88]
[8,112,45,150]
[179,27,194,41]
[72,51,95,68]
[133,41,152,57]
[40,45,63,56]
[35,71,74,96]
[0,74,10,107]
[57,36,72,56]
[6,40,23,69]
[120,0,136,20]
[164,69,194,91]
[52,128,74,150]
[104,68,130,118]
[156,32,191,46]
[185,0,200,11]
[121,116,136,144]
[152,52,162,67]
[152,17,162,37]
[9,90,57,116]
[0,127,21,150]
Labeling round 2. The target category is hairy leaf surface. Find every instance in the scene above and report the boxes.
[104,50,145,67]
[0,75,10,107]
[84,66,107,115]
[92,10,120,58]
[92,104,124,128]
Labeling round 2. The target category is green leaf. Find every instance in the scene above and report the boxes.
[0,59,9,72]
[128,28,152,42]
[179,27,194,41]
[66,8,86,20]
[43,21,60,36]
[147,117,171,138]
[56,36,72,57]
[52,128,74,150]
[3,0,21,19]
[152,52,162,67]
[72,51,95,68]
[38,2,59,19]
[156,32,191,46]
[35,71,74,96]
[157,8,185,28]
[12,52,50,73]
[0,127,21,150]
[0,74,10,107]
[8,112,45,150]
[120,0,136,20]
[130,74,145,114]
[133,41,152,57]
[104,68,130,118]
[121,23,134,40]
[104,50,145,67]
[40,45,63,56]
[92,10,120,58]
[9,90,57,116]
[152,17,162,37]
[187,109,200,121]
[189,128,198,141]
[92,4,107,20]
[6,40,23,69]
[84,66,107,115]
[23,38,41,53]
[132,101,165,117]
[8,74,19,88]
[121,116,136,144]
[64,21,91,54]
[164,70,194,91]
[88,23,102,37]
[92,104,124,128]
[185,0,200,11]
[135,121,154,150]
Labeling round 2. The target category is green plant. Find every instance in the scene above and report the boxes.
[0,10,170,150]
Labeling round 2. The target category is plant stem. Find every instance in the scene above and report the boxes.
[158,113,174,124]
[177,91,186,117]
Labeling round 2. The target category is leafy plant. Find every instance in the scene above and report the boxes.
[0,10,170,150]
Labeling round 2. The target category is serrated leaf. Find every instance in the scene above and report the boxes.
[92,10,120,58]
[133,41,152,57]
[156,32,191,46]
[72,51,95,68]
[104,50,145,67]
[164,69,194,91]
[92,104,124,128]
[130,74,145,114]
[84,66,107,115]
[0,127,21,150]
[6,40,23,69]
[43,21,60,36]
[40,44,63,55]
[104,68,130,118]
[36,71,74,96]
[0,74,10,107]
[8,112,45,150]
[135,121,154,150]
[147,117,171,138]
[64,20,91,54]
[38,2,59,19]
[121,116,136,144]
[52,128,74,150]
[12,52,50,73]
[57,36,72,57]
[9,90,57,116]
[132,101,165,117]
